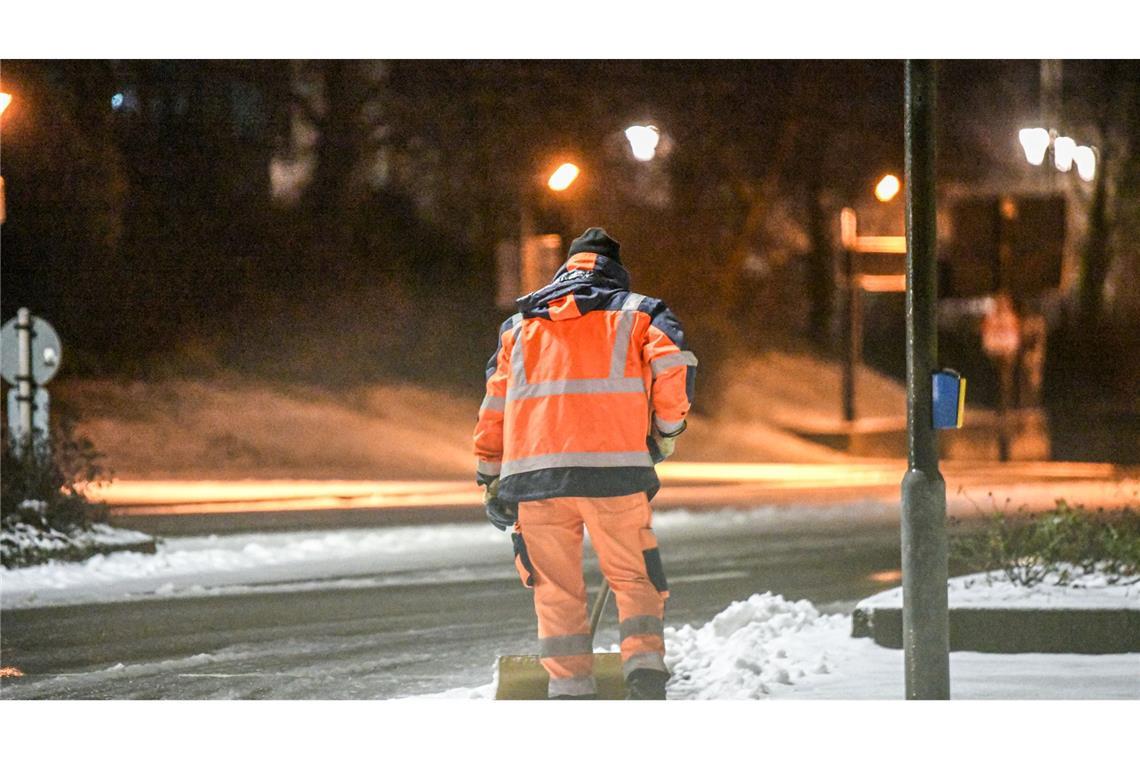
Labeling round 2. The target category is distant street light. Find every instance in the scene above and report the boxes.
[1018,128,1050,166]
[0,93,11,224]
[1073,145,1097,182]
[875,174,901,202]
[624,125,660,162]
[1052,136,1076,172]
[1018,126,1095,180]
[547,162,580,192]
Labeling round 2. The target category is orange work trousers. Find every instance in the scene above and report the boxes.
[515,492,669,698]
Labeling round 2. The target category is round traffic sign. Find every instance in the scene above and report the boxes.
[1,315,63,385]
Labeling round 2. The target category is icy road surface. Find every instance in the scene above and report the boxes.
[3,503,1136,699]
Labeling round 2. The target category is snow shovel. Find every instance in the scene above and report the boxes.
[494,578,626,700]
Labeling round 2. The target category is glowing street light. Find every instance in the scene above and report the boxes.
[1018,127,1096,182]
[624,125,660,162]
[1052,135,1076,172]
[1018,127,1050,166]
[547,162,580,192]
[1073,145,1097,181]
[874,174,901,202]
[0,93,10,224]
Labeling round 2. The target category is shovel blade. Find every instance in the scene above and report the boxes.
[494,653,626,700]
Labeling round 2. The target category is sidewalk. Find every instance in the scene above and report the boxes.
[427,591,1139,700]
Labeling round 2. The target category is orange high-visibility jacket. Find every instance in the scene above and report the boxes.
[474,251,697,502]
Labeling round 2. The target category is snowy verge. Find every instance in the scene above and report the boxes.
[421,593,849,700]
[856,567,1140,611]
[1,522,156,570]
[0,522,509,609]
[0,504,893,610]
[417,591,1140,700]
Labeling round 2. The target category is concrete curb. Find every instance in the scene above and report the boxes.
[852,605,1140,654]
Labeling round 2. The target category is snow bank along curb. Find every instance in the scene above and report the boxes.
[852,569,1140,654]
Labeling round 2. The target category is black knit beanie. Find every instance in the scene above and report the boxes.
[568,227,621,264]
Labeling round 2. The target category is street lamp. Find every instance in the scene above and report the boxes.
[1018,126,1095,180]
[1018,128,1050,166]
[1073,145,1097,182]
[547,162,580,192]
[875,174,901,202]
[0,92,11,224]
[624,125,660,162]
[1052,136,1076,172]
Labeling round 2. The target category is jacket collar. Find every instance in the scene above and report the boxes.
[515,253,630,319]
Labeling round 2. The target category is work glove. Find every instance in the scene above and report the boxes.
[647,420,685,464]
[483,477,518,531]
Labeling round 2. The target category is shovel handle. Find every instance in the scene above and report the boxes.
[588,577,611,644]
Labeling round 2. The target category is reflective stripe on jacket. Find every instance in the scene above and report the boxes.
[474,251,697,503]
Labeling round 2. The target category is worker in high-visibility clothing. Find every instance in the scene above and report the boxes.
[474,227,697,700]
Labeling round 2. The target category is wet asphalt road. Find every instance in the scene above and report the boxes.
[1,507,911,699]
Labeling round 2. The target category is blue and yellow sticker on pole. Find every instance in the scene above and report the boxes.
[931,369,966,429]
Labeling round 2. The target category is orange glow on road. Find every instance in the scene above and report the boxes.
[90,479,469,505]
[656,461,903,487]
[868,570,903,583]
[92,461,1126,518]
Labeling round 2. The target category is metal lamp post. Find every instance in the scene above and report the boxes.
[900,59,951,700]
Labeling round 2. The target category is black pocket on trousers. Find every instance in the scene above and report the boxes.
[642,547,669,593]
[511,532,536,589]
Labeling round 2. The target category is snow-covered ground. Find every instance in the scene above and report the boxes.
[426,591,1139,700]
[0,521,511,609]
[0,504,896,609]
[52,354,912,482]
[5,508,1136,699]
[858,567,1140,610]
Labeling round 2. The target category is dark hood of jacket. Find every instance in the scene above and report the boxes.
[515,253,630,320]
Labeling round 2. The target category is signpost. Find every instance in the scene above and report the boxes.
[1,308,63,455]
[900,60,951,700]
[839,208,907,422]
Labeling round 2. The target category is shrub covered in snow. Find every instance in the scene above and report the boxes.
[0,421,145,568]
[1,521,156,568]
[951,500,1140,587]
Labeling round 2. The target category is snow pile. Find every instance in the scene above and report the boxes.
[857,567,1140,612]
[664,593,847,699]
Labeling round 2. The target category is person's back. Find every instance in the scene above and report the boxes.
[474,227,696,700]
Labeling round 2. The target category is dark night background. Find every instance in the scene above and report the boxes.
[2,60,1138,460]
